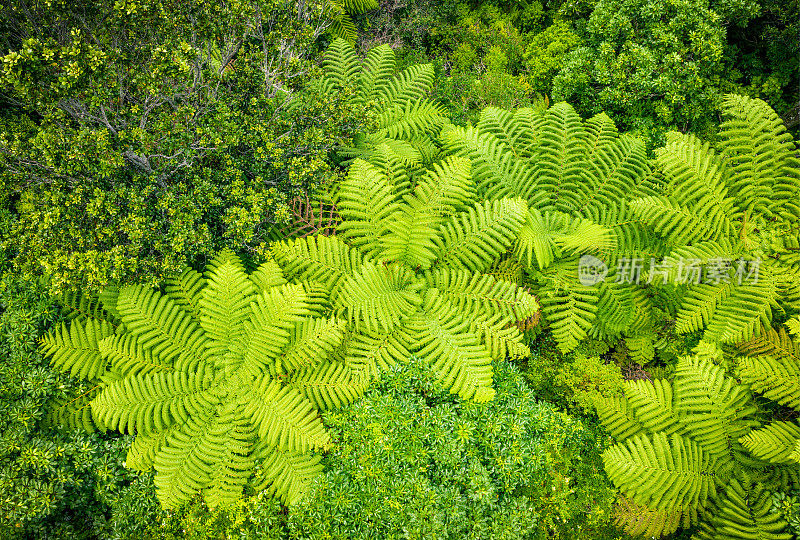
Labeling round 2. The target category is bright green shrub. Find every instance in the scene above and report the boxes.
[285,358,623,539]
[522,21,582,94]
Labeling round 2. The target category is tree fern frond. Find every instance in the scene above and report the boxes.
[271,235,362,296]
[614,496,692,538]
[253,446,323,505]
[200,250,256,360]
[740,421,800,465]
[376,64,435,106]
[602,432,718,510]
[476,106,539,158]
[673,355,757,459]
[58,289,118,324]
[697,474,793,540]
[341,328,409,380]
[719,94,800,221]
[280,318,346,374]
[39,319,115,380]
[403,290,495,402]
[469,312,530,359]
[376,99,446,140]
[413,155,476,217]
[356,44,394,105]
[203,405,256,508]
[319,38,359,91]
[434,198,528,273]
[704,275,778,344]
[249,259,287,292]
[289,362,369,410]
[164,268,206,323]
[424,267,538,322]
[98,334,171,377]
[336,159,400,257]
[244,380,330,453]
[625,378,684,435]
[334,262,423,333]
[92,370,216,435]
[539,275,599,354]
[595,395,645,441]
[115,284,208,369]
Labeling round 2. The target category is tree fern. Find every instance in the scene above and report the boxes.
[272,156,538,400]
[441,102,652,353]
[40,250,365,508]
[597,352,794,538]
[317,39,444,165]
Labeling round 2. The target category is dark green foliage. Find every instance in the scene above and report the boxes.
[0,273,137,538]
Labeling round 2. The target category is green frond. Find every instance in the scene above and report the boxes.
[629,195,719,246]
[675,282,735,335]
[595,395,645,441]
[152,407,229,509]
[402,290,495,402]
[270,235,362,296]
[695,474,792,540]
[341,328,410,380]
[614,496,692,538]
[592,282,636,338]
[531,102,588,207]
[476,106,539,159]
[203,408,256,508]
[440,124,539,202]
[413,155,476,217]
[380,196,444,269]
[98,334,171,377]
[575,134,650,216]
[376,99,445,140]
[289,362,369,410]
[539,272,599,353]
[91,370,216,435]
[434,198,528,273]
[115,284,208,369]
[243,380,330,453]
[252,446,324,505]
[356,44,395,105]
[376,64,435,107]
[200,251,256,360]
[655,131,735,236]
[326,12,358,46]
[126,427,175,471]
[277,317,345,375]
[58,289,118,324]
[626,334,656,364]
[319,38,359,91]
[164,268,206,323]
[336,159,400,257]
[334,262,423,333]
[673,355,757,459]
[469,311,530,359]
[625,378,685,435]
[243,284,312,375]
[704,276,778,344]
[719,94,800,222]
[740,421,800,465]
[424,267,539,322]
[249,259,287,292]
[602,432,718,510]
[44,386,102,432]
[787,316,800,335]
[738,352,800,411]
[39,318,115,380]
[340,0,378,14]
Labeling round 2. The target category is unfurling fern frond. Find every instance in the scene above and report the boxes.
[41,250,363,509]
